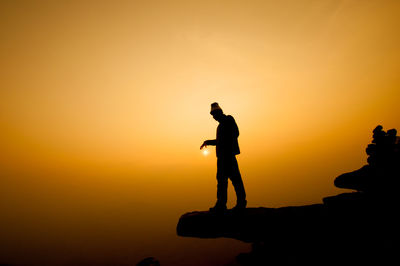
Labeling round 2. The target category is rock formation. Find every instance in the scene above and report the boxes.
[335,125,400,193]
[177,126,399,265]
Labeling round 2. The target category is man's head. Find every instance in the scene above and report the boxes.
[210,102,224,122]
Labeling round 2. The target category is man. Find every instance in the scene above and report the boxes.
[200,102,247,212]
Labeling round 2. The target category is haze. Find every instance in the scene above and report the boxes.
[1,1,399,265]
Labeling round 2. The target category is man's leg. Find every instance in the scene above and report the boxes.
[229,156,247,207]
[215,158,228,208]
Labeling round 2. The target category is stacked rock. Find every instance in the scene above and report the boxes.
[367,125,399,166]
[334,125,400,193]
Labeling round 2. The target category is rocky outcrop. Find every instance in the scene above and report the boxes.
[177,194,398,264]
[335,125,400,192]
[177,205,325,243]
[177,126,399,265]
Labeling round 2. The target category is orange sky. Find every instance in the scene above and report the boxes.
[1,1,399,265]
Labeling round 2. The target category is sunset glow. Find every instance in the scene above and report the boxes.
[1,1,399,265]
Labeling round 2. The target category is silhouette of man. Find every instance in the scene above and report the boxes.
[200,102,247,212]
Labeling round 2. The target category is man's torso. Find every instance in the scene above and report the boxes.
[216,115,240,157]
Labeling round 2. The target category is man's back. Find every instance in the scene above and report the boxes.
[216,115,240,157]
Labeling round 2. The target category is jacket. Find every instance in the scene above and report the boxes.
[216,115,240,157]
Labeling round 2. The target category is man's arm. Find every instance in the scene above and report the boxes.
[200,139,217,149]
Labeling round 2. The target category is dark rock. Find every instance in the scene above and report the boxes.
[136,257,160,266]
[177,196,398,265]
[177,205,325,243]
[335,125,400,192]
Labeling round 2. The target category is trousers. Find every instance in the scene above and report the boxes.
[216,155,246,206]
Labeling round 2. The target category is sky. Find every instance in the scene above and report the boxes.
[1,0,399,265]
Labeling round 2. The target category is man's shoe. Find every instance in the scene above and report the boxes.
[232,200,247,211]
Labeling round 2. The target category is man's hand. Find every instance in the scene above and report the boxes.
[200,141,208,150]
[200,139,216,149]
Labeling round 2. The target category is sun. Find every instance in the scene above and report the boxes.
[202,148,209,156]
